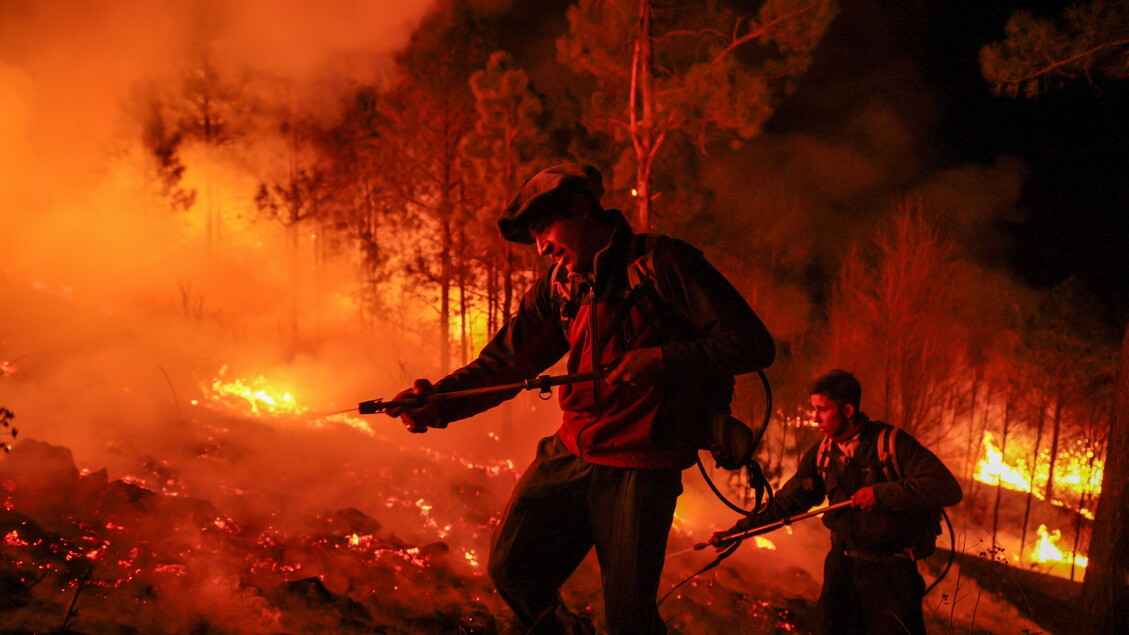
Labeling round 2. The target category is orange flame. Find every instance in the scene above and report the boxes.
[194,366,377,436]
[973,431,1101,518]
[1031,524,1088,569]
[974,431,1032,492]
[202,365,305,416]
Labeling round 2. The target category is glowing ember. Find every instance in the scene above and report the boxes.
[1031,524,1088,569]
[4,530,28,546]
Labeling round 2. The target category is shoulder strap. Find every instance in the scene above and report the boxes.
[877,425,901,481]
[816,436,834,477]
[591,234,665,355]
[627,234,661,288]
[551,262,581,326]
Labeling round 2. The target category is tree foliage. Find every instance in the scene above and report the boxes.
[463,50,551,327]
[558,0,838,230]
[827,201,977,446]
[980,0,1129,97]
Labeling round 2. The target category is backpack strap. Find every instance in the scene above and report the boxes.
[816,436,835,479]
[554,234,659,334]
[626,235,657,289]
[551,262,583,328]
[876,425,901,481]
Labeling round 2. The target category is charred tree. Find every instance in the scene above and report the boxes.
[325,88,398,322]
[463,50,549,324]
[991,393,1013,548]
[1079,322,1129,634]
[253,106,332,350]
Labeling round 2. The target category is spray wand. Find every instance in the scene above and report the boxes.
[671,500,854,557]
[658,500,854,606]
[348,370,610,415]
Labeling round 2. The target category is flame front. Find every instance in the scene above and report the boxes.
[1031,524,1088,569]
[973,430,1102,518]
[204,365,305,416]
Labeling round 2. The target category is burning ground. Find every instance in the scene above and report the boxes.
[0,293,1055,634]
[0,413,1053,635]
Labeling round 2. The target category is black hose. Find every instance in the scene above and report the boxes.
[924,508,956,595]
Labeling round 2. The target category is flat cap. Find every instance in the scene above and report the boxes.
[497,163,604,244]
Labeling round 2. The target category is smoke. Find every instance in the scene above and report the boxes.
[0,0,444,438]
[0,0,431,289]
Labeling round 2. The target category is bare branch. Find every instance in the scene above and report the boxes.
[1004,38,1129,86]
[712,5,817,65]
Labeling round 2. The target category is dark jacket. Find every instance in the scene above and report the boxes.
[737,416,962,555]
[431,210,775,470]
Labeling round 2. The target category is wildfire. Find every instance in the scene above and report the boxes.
[4,529,29,546]
[1031,524,1088,569]
[194,365,378,436]
[201,365,305,416]
[752,536,776,550]
[975,431,1032,492]
[973,431,1101,518]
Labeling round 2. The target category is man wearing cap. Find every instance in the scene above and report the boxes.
[386,163,775,634]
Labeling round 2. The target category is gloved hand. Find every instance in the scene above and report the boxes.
[851,485,878,511]
[709,516,753,551]
[708,529,734,551]
[384,379,444,433]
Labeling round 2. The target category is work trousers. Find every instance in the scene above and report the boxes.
[819,545,927,635]
[488,435,681,635]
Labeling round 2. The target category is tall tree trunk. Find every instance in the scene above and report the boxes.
[992,395,1013,547]
[459,267,468,366]
[1020,399,1047,559]
[1071,412,1099,582]
[486,261,497,336]
[972,379,996,501]
[439,219,452,372]
[1045,395,1065,503]
[966,366,981,483]
[286,221,300,351]
[202,94,220,252]
[630,0,656,231]
[1079,323,1129,635]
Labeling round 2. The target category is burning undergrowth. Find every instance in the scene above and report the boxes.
[0,410,812,635]
[0,420,512,634]
[0,429,1052,633]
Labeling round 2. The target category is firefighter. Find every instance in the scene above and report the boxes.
[714,369,962,634]
[386,163,775,634]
